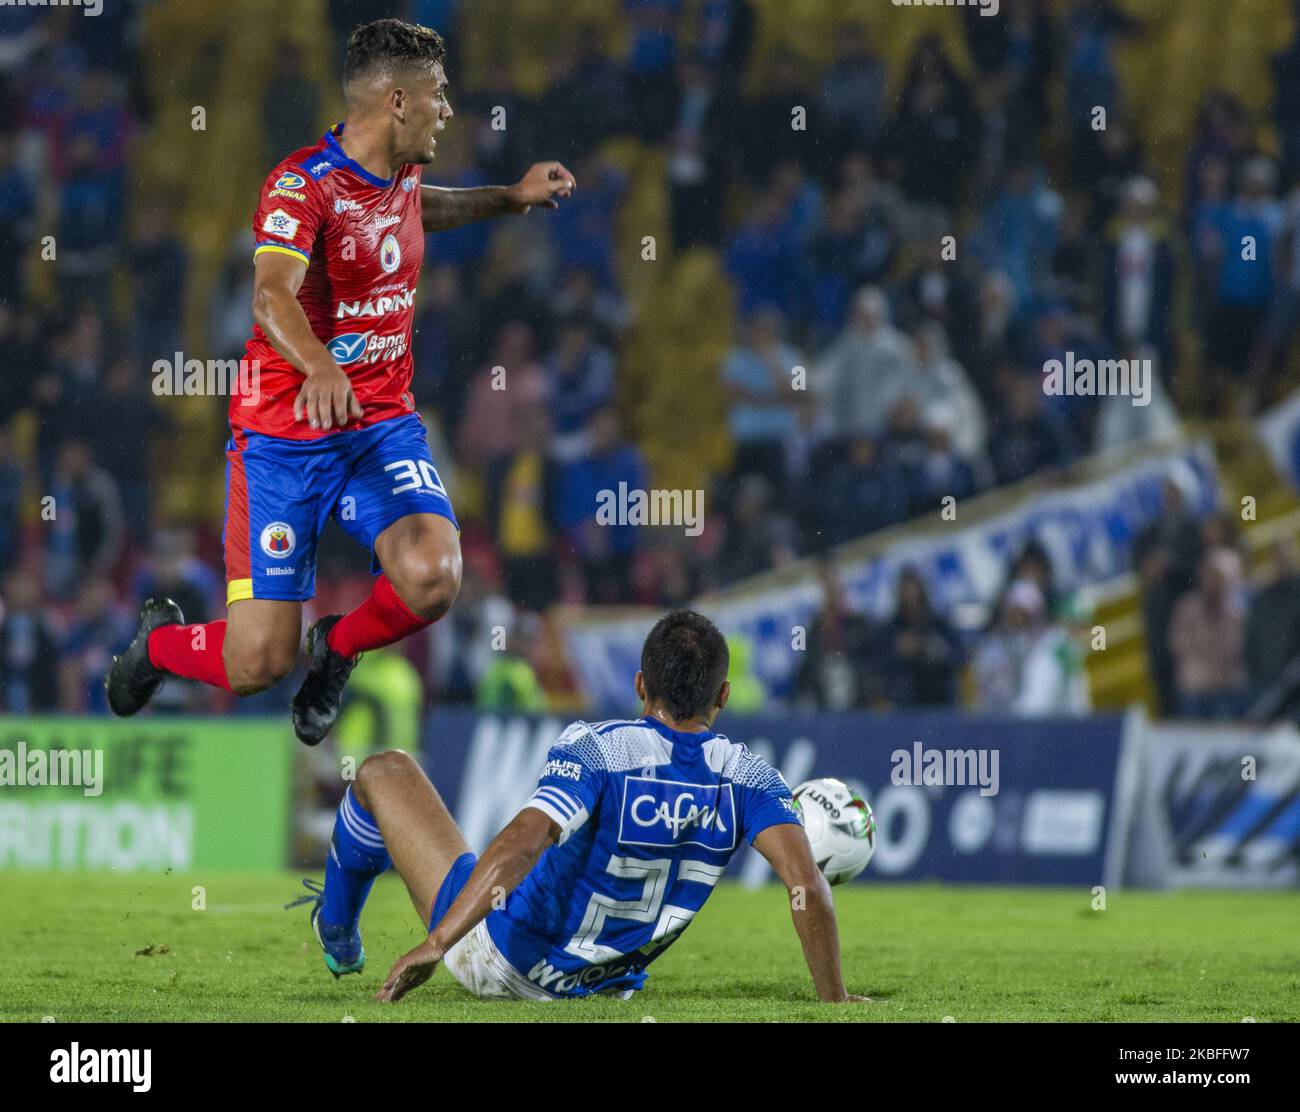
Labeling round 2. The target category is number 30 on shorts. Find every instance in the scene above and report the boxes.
[384,458,447,496]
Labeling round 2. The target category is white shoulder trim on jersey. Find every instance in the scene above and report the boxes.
[702,735,745,775]
[703,736,792,793]
[523,788,590,845]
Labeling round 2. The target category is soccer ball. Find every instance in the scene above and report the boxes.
[792,778,876,885]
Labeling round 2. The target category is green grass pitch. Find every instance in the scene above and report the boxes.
[2,872,1297,1022]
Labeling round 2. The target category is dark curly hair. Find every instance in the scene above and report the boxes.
[343,18,446,93]
[640,610,730,722]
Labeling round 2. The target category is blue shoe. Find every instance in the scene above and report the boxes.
[285,878,365,978]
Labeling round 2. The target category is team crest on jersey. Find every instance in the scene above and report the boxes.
[259,522,296,559]
[618,777,736,852]
[379,233,401,273]
[261,209,300,240]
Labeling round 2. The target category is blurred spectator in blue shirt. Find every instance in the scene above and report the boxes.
[695,0,755,93]
[43,439,124,603]
[987,373,1075,487]
[0,571,59,713]
[557,406,649,604]
[973,160,1063,309]
[1183,93,1252,229]
[626,0,682,141]
[722,306,802,491]
[725,187,804,318]
[0,131,35,302]
[131,528,220,627]
[815,435,907,547]
[1196,155,1285,382]
[808,155,901,340]
[57,133,123,310]
[547,316,616,464]
[52,67,133,179]
[0,426,23,574]
[548,153,626,289]
[548,265,629,346]
[59,578,133,712]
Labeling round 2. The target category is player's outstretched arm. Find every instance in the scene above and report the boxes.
[375,808,558,1003]
[753,823,869,1004]
[252,251,364,431]
[420,161,575,231]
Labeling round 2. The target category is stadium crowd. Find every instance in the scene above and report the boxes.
[2,1,1300,721]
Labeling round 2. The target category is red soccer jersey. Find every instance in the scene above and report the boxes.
[241,123,425,439]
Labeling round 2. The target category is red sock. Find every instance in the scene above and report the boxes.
[147,621,233,692]
[326,574,431,658]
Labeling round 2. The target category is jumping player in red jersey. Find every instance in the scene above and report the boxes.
[106,19,575,744]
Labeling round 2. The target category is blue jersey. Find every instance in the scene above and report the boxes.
[482,716,802,998]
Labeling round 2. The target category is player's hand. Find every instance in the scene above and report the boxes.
[375,937,445,1003]
[506,161,576,213]
[294,361,364,431]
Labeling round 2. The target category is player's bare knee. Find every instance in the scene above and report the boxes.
[391,556,461,622]
[225,637,298,695]
[357,749,418,795]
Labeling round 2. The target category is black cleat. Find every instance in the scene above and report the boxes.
[105,598,185,716]
[292,615,357,747]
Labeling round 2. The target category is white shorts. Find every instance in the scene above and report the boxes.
[443,920,555,1002]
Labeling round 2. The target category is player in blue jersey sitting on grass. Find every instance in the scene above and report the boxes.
[292,608,868,1003]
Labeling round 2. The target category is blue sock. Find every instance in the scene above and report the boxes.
[322,787,391,930]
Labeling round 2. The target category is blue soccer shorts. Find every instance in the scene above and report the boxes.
[223,413,458,605]
[430,851,478,928]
